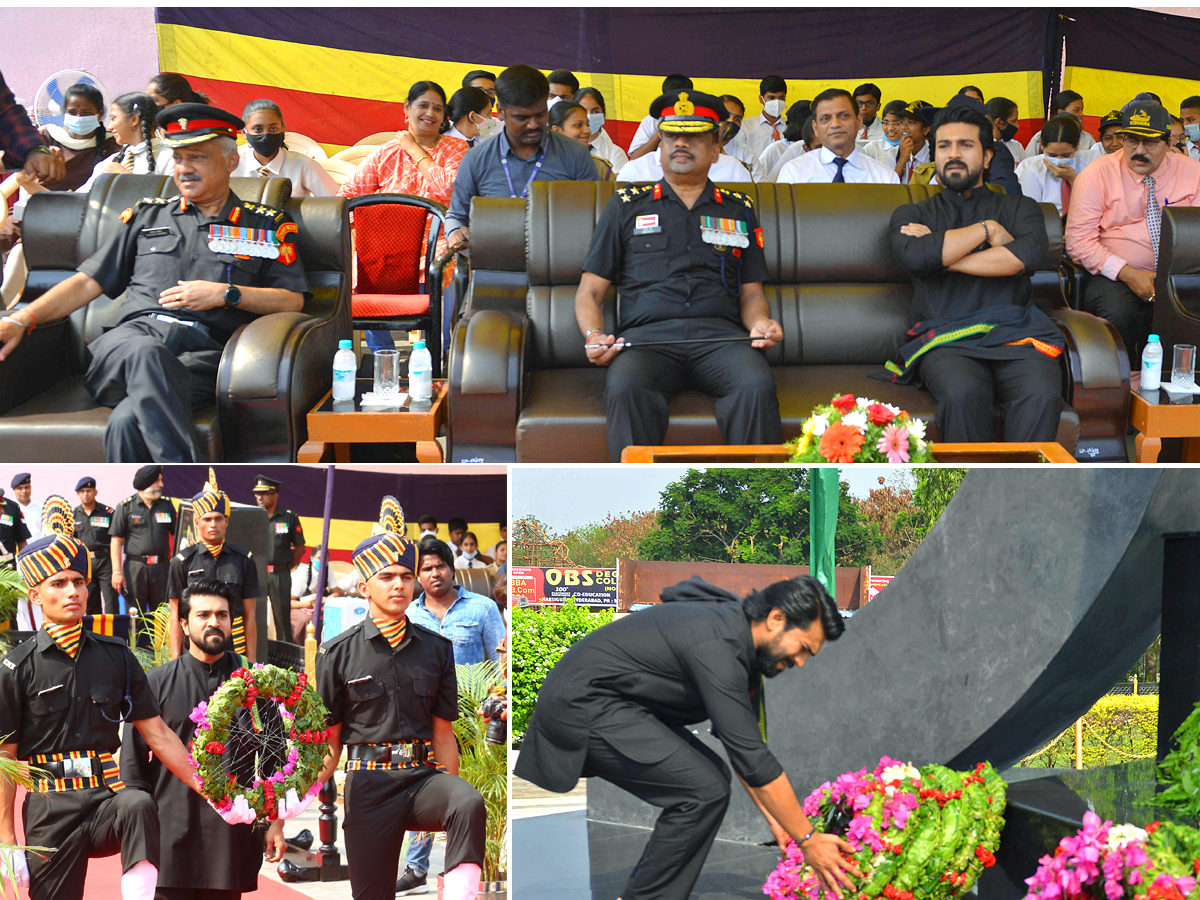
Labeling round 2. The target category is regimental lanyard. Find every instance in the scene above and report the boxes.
[700,216,750,248]
[500,142,548,199]
[208,224,280,259]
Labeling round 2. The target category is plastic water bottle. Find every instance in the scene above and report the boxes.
[409,339,433,401]
[332,339,356,400]
[1141,334,1163,391]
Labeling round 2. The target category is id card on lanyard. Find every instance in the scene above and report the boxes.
[501,141,548,199]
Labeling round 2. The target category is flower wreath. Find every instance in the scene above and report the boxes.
[190,663,331,823]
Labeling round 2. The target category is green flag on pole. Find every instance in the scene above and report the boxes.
[810,467,839,601]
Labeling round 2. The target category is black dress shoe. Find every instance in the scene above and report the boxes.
[395,865,429,894]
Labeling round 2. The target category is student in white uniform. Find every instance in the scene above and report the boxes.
[765,116,819,183]
[984,97,1027,164]
[1027,89,1095,157]
[758,100,811,177]
[717,94,761,179]
[1181,96,1200,162]
[854,83,885,146]
[892,101,933,183]
[232,98,338,197]
[725,75,788,165]
[628,74,694,158]
[777,88,900,184]
[1015,114,1086,216]
[575,87,628,174]
[443,86,492,147]
[860,99,908,167]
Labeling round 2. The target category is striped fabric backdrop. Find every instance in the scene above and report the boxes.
[154,8,1053,154]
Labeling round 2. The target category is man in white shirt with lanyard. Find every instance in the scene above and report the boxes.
[777,89,900,184]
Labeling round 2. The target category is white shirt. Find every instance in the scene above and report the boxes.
[616,151,753,184]
[777,145,901,184]
[765,142,809,183]
[627,115,658,155]
[589,128,628,174]
[18,498,41,539]
[897,143,930,184]
[758,139,797,178]
[1078,144,1107,170]
[861,138,900,167]
[1015,154,1079,214]
[445,124,476,147]
[721,138,763,179]
[727,112,786,165]
[856,117,885,147]
[234,144,338,197]
[290,560,331,604]
[1003,138,1026,164]
[72,140,174,197]
[1027,130,1095,156]
[455,554,488,570]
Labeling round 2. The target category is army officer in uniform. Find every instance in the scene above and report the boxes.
[0,103,309,463]
[110,465,175,614]
[0,486,30,572]
[576,89,784,462]
[251,474,305,645]
[73,476,118,615]
[316,499,486,900]
[167,470,261,662]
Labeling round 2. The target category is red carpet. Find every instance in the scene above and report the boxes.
[12,787,312,898]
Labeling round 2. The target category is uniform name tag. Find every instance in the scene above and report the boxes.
[634,214,661,235]
[92,516,110,527]
[155,512,172,523]
[275,522,289,533]
[141,227,172,238]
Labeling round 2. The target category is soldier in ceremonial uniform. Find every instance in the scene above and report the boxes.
[0,498,203,900]
[316,499,486,900]
[0,486,30,572]
[121,578,292,900]
[251,474,305,645]
[168,470,261,662]
[73,476,118,615]
[110,465,175,615]
[0,102,309,462]
[575,90,785,461]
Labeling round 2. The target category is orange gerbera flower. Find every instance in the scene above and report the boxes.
[819,422,865,462]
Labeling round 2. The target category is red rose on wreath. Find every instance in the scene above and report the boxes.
[867,403,895,426]
[831,393,857,414]
[205,741,226,755]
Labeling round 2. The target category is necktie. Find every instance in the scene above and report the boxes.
[1145,175,1162,272]
[1060,178,1072,216]
[374,615,408,648]
[257,166,272,177]
[860,124,868,140]
[905,157,916,183]
[119,146,135,169]
[832,157,849,183]
[770,121,780,142]
[468,138,476,148]
[44,621,83,658]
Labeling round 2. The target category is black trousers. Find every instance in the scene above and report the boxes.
[87,554,118,615]
[23,786,159,900]
[124,559,170,613]
[85,317,223,463]
[604,331,782,462]
[1079,272,1154,363]
[918,348,1063,443]
[582,721,732,900]
[156,890,240,900]
[267,570,294,645]
[342,767,486,900]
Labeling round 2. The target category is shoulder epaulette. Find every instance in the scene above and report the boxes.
[135,196,172,208]
[719,188,753,209]
[615,184,654,203]
[242,200,287,223]
[1,636,38,669]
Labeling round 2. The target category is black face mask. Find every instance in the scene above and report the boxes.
[246,131,286,159]
[721,121,741,144]
[998,120,1019,143]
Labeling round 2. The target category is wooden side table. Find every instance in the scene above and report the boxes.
[297,379,448,462]
[620,442,1078,463]
[1129,387,1200,463]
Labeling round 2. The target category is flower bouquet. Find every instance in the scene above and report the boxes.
[1024,814,1200,900]
[764,757,1007,900]
[787,395,935,464]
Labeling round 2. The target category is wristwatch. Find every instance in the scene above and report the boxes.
[224,283,241,306]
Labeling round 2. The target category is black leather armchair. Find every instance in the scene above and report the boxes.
[1156,207,1200,352]
[0,174,350,461]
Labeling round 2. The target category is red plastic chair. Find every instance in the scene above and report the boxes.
[347,193,449,377]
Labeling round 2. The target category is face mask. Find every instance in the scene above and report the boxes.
[1047,155,1078,171]
[64,113,101,134]
[884,133,901,147]
[587,111,605,134]
[245,131,286,159]
[721,121,741,144]
[998,120,1019,143]
[463,549,478,559]
[477,117,501,139]
[420,528,436,538]
[1186,123,1200,142]
[763,99,786,117]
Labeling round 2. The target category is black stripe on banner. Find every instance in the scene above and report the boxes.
[1063,7,1200,83]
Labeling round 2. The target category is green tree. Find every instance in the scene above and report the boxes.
[561,510,659,568]
[855,473,923,576]
[912,468,968,540]
[637,468,881,567]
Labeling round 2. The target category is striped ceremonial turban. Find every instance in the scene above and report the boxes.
[17,495,91,586]
[191,467,230,518]
[352,496,417,582]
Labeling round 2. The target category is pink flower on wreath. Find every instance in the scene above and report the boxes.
[189,701,209,725]
[877,424,910,463]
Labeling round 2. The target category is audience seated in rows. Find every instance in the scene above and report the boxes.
[233,99,338,197]
[776,89,899,184]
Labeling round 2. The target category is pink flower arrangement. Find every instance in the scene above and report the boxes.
[788,395,934,463]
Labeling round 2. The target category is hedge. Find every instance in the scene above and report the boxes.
[1019,694,1158,768]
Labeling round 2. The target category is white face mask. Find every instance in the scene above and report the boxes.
[763,99,786,118]
[476,117,501,139]
[463,549,478,559]
[64,113,101,134]
[1047,154,1078,171]
[587,111,605,134]
[420,528,436,538]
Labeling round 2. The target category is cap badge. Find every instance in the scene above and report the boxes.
[673,92,695,116]
[178,118,188,129]
[1130,109,1151,127]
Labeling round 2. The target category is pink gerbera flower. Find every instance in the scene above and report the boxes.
[876,424,910,463]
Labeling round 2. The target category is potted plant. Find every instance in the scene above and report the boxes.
[0,566,26,637]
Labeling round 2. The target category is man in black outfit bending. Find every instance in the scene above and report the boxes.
[515,575,858,900]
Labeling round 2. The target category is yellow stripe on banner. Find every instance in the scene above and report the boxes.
[158,23,1044,133]
[1065,66,1198,119]
[295,518,502,559]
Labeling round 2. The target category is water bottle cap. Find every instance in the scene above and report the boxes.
[414,340,426,350]
[338,339,352,349]
[1148,334,1160,343]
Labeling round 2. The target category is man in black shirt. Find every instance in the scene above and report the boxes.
[0,486,30,571]
[516,576,856,900]
[109,465,175,614]
[577,90,784,461]
[0,499,201,900]
[72,476,118,615]
[122,578,289,899]
[887,103,1064,442]
[167,470,261,661]
[0,104,309,462]
[316,498,485,900]
[251,473,305,645]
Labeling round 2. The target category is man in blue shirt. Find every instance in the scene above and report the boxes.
[446,64,598,245]
[396,537,505,894]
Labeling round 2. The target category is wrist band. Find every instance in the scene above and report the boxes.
[585,328,606,341]
[798,829,815,845]
[981,221,990,243]
[1,314,33,335]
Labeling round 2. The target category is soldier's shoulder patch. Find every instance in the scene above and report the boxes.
[135,196,170,209]
[616,184,653,203]
[118,207,134,224]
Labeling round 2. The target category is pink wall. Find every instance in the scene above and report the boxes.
[0,7,158,112]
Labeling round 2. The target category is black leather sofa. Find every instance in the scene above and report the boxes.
[448,182,1131,463]
[0,174,350,461]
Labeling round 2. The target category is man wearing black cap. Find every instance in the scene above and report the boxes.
[109,465,175,614]
[0,486,30,573]
[577,89,784,462]
[10,473,40,540]
[1066,99,1200,361]
[251,474,305,645]
[1097,109,1125,157]
[0,102,310,462]
[73,477,118,615]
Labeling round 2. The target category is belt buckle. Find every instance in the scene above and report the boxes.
[145,555,158,565]
[63,757,95,779]
[267,564,275,573]
[379,745,393,763]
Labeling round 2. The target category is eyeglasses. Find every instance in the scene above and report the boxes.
[1119,135,1165,149]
